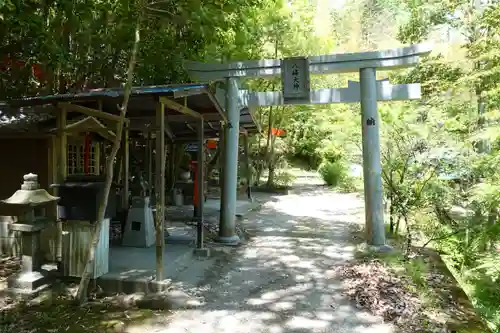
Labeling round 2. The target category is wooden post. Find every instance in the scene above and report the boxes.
[242,133,253,201]
[196,118,205,249]
[122,126,130,210]
[56,106,67,264]
[146,132,153,196]
[168,141,175,190]
[155,101,165,281]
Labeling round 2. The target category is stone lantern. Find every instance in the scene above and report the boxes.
[2,173,59,294]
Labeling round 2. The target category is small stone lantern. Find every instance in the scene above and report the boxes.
[2,173,59,294]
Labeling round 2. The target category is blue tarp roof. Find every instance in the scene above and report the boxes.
[9,83,209,107]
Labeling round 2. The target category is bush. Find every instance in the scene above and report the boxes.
[319,161,347,187]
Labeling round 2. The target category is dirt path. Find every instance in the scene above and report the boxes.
[128,183,394,333]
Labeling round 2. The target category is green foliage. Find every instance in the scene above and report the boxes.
[391,56,464,97]
[387,0,500,328]
[274,169,295,188]
[0,0,291,103]
[319,161,347,187]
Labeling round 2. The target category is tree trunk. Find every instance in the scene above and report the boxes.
[266,132,277,187]
[395,214,401,235]
[264,34,279,187]
[75,16,142,304]
[389,195,394,234]
[264,105,274,183]
[404,214,411,254]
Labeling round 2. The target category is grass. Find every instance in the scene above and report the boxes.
[0,292,169,333]
[443,255,500,332]
[351,224,491,333]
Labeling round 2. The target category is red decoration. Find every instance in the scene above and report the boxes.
[272,128,286,136]
[32,63,44,80]
[206,139,217,149]
[1,56,45,81]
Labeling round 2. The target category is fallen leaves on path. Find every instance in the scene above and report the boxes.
[335,258,462,333]
[337,260,422,322]
[0,256,20,280]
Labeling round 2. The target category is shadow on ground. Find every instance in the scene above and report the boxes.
[126,184,392,333]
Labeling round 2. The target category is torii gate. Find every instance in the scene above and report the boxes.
[185,43,432,246]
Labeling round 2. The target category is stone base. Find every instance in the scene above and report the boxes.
[149,279,172,293]
[360,243,393,253]
[215,234,241,246]
[193,248,210,257]
[96,271,172,295]
[7,271,50,295]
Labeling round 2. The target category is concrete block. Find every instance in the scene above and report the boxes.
[193,248,210,257]
[96,270,173,295]
[122,196,155,248]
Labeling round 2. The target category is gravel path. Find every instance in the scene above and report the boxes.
[129,183,394,333]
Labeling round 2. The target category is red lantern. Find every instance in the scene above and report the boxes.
[271,128,286,136]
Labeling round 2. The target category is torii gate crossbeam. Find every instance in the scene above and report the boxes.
[185,43,432,247]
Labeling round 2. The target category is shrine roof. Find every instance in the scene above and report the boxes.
[1,83,259,140]
[8,83,211,107]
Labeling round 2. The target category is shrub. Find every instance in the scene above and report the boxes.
[319,161,347,187]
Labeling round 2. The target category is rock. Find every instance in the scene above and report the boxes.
[136,290,203,310]
[103,320,126,333]
[448,206,474,221]
[101,293,145,309]
[210,247,232,256]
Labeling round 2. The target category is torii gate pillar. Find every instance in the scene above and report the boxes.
[218,77,241,244]
[359,68,385,246]
[184,43,431,247]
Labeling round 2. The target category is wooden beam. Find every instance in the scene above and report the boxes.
[186,123,196,133]
[155,100,166,281]
[56,105,67,264]
[133,120,175,140]
[122,125,130,210]
[58,102,130,124]
[147,132,153,195]
[163,119,175,140]
[63,116,116,141]
[159,96,203,120]
[203,88,228,124]
[0,134,52,139]
[130,113,223,123]
[195,117,204,249]
[207,121,216,130]
[242,132,253,201]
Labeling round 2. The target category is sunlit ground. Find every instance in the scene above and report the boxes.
[126,186,393,333]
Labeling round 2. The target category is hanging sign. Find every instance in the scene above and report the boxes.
[281,56,311,104]
[185,143,198,152]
